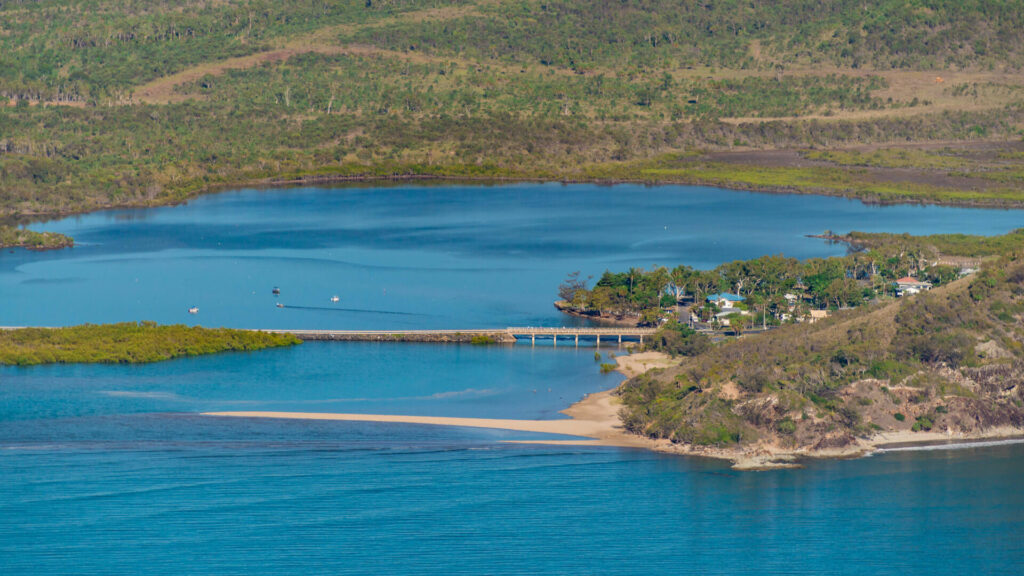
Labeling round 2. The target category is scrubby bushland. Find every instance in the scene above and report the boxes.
[2,0,1024,224]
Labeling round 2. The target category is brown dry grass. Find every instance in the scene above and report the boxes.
[721,69,1024,124]
[132,3,493,104]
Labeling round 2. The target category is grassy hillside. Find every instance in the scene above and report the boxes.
[2,0,1024,222]
[0,322,300,365]
[618,254,1024,452]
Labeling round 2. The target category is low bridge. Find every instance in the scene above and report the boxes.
[262,327,657,346]
[0,325,657,347]
[505,327,656,346]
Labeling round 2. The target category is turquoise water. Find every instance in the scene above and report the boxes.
[0,342,620,422]
[2,184,1023,574]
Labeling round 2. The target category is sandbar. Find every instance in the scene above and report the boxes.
[203,352,674,450]
[201,350,1024,470]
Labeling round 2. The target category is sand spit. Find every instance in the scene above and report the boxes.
[203,352,673,450]
[202,351,1024,470]
[203,408,620,443]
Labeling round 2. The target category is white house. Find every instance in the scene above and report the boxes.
[895,276,933,297]
[707,293,746,309]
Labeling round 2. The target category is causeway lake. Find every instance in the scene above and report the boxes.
[2,183,1023,574]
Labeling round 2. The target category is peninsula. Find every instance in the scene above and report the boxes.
[607,230,1024,467]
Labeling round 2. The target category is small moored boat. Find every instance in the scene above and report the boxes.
[272,287,281,295]
[330,295,340,302]
[188,306,199,314]
[276,303,284,308]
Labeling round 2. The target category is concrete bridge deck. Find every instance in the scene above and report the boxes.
[0,325,657,346]
[263,327,657,345]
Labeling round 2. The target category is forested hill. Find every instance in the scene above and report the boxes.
[619,252,1024,455]
[2,0,1024,220]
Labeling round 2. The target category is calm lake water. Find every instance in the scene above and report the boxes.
[2,183,1023,574]
[4,182,1023,328]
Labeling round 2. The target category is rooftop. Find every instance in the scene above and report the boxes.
[895,276,932,285]
[707,293,746,302]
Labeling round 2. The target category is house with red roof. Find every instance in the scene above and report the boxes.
[894,276,932,297]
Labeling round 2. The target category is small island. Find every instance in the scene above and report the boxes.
[0,322,301,365]
[0,225,74,251]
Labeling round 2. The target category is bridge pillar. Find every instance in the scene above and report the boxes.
[553,334,556,347]
[596,335,600,348]
[618,334,622,344]
[640,335,644,346]
[531,334,535,346]
[575,334,579,347]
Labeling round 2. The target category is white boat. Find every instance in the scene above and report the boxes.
[188,306,199,314]
[330,296,340,302]
[276,303,284,308]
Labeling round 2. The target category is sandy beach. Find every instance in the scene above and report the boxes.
[202,350,1024,470]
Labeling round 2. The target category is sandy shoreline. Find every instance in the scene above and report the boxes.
[202,351,1024,470]
[202,352,674,451]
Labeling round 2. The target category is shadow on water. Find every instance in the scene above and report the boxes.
[280,304,426,317]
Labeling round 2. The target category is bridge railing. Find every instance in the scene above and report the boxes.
[505,327,657,335]
[258,327,656,335]
[258,328,506,335]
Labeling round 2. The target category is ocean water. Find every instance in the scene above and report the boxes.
[2,183,1023,574]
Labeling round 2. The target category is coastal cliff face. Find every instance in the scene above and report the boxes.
[617,255,1024,457]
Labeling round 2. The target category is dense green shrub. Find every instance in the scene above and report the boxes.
[776,418,797,435]
[651,321,711,357]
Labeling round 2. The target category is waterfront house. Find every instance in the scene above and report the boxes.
[707,293,746,309]
[895,276,933,297]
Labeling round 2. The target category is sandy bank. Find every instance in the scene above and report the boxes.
[203,385,656,451]
[203,409,618,442]
[201,351,1024,470]
[203,352,677,451]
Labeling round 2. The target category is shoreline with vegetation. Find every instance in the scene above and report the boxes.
[8,145,1024,225]
[4,0,1024,240]
[202,350,1024,470]
[0,225,73,251]
[0,322,301,365]
[542,227,1024,467]
[594,353,1024,470]
[11,137,1024,245]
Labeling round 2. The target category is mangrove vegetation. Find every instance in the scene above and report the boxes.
[0,322,301,365]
